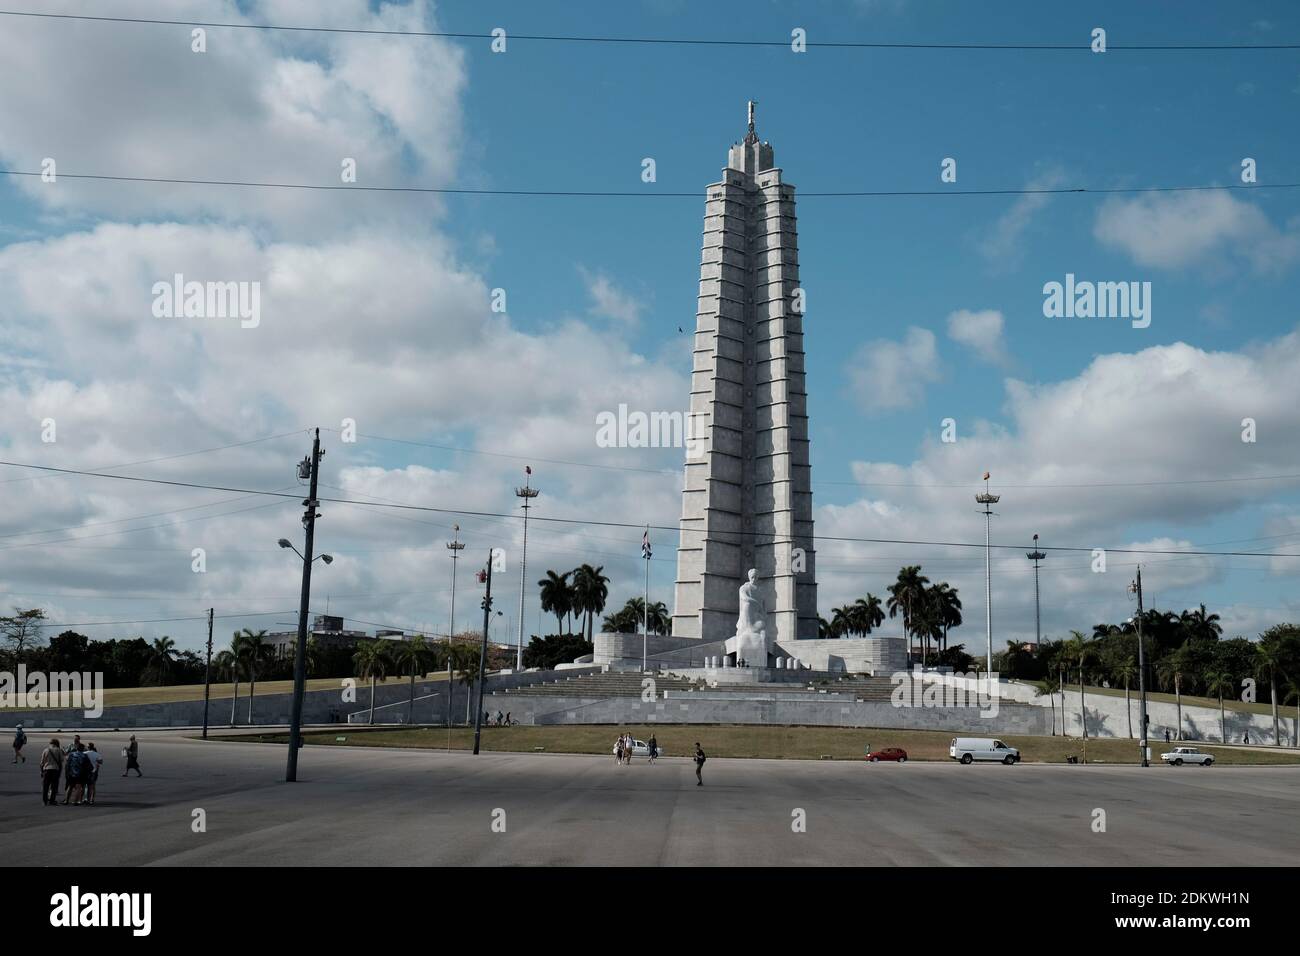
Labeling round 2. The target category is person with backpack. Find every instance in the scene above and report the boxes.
[694,742,706,786]
[62,745,87,805]
[39,738,63,805]
[11,723,25,763]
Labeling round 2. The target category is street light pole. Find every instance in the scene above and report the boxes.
[473,555,494,755]
[201,607,214,740]
[975,472,1000,675]
[642,526,652,671]
[515,470,539,671]
[1026,534,1046,648]
[1130,567,1149,767]
[286,428,323,783]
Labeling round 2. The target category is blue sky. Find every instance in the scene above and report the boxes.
[0,0,1298,657]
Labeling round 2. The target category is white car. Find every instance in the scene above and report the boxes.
[613,739,659,758]
[1161,746,1214,766]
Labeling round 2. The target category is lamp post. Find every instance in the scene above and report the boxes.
[641,527,652,671]
[446,525,465,640]
[975,472,1000,675]
[201,608,214,740]
[515,470,539,671]
[473,556,494,755]
[1026,533,1046,648]
[283,428,331,783]
[1129,568,1150,767]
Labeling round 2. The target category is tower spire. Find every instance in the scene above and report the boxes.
[745,99,757,143]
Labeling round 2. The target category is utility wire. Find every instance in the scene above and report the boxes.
[2,11,1296,51]
[1,457,1298,559]
[2,167,1295,199]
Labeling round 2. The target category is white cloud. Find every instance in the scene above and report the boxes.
[846,327,941,414]
[578,266,644,325]
[946,309,1009,366]
[977,168,1067,269]
[1093,191,1300,273]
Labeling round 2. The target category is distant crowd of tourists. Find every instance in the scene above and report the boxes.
[12,725,142,806]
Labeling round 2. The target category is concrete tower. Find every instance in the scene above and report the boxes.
[672,103,818,648]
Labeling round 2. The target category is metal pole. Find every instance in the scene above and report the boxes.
[515,475,537,671]
[1027,535,1046,649]
[446,527,464,730]
[201,607,213,740]
[473,554,493,755]
[1134,566,1149,767]
[286,429,322,783]
[643,545,649,670]
[976,476,999,676]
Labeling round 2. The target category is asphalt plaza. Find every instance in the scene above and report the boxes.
[1,729,1296,866]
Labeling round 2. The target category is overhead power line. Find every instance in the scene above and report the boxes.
[1,457,1299,560]
[2,11,1297,51]
[2,167,1296,200]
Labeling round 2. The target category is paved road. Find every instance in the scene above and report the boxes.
[2,730,1297,866]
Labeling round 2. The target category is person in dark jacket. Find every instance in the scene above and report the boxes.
[694,742,706,786]
[12,723,26,763]
[122,735,142,777]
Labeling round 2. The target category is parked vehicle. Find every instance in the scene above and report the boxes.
[865,747,908,763]
[1161,746,1214,766]
[949,737,1020,765]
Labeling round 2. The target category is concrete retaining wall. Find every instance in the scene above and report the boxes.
[482,691,1049,735]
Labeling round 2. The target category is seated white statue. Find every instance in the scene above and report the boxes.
[725,569,769,666]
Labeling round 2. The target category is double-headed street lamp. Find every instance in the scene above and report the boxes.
[278,539,333,566]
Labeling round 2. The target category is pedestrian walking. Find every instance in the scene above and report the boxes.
[1164,728,1170,744]
[614,733,624,766]
[505,711,512,726]
[39,738,63,805]
[648,734,658,763]
[84,744,103,804]
[694,742,706,786]
[623,733,633,765]
[11,723,25,763]
[122,735,142,777]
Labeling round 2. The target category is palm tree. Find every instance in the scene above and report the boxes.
[830,605,855,638]
[1155,647,1190,741]
[439,640,458,727]
[1181,603,1223,642]
[911,599,945,665]
[1283,675,1300,748]
[929,583,962,651]
[1253,636,1287,746]
[223,632,247,726]
[853,594,886,635]
[817,615,833,639]
[1113,656,1137,739]
[458,647,482,723]
[394,636,431,725]
[571,564,610,642]
[149,636,177,684]
[646,601,670,636]
[887,565,931,659]
[353,640,391,725]
[1204,670,1234,744]
[213,648,239,725]
[238,628,269,724]
[1063,631,1095,738]
[621,596,647,632]
[538,570,573,635]
[1038,672,1061,736]
[304,636,322,677]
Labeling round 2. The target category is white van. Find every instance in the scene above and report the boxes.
[950,737,1020,765]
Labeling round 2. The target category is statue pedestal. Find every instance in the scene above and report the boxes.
[725,628,769,668]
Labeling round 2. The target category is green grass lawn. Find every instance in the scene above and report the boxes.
[219,724,1300,766]
[6,672,452,710]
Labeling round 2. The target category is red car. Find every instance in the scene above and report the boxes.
[865,747,908,763]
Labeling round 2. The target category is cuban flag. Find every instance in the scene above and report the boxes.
[641,529,652,559]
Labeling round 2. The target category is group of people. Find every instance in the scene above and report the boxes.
[613,731,659,765]
[12,725,142,806]
[484,710,516,727]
